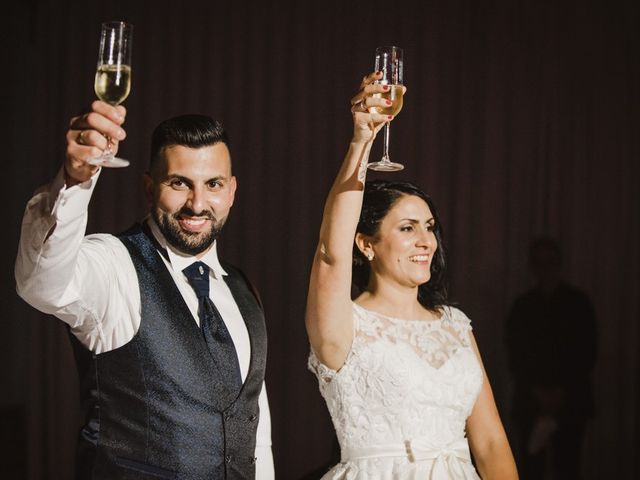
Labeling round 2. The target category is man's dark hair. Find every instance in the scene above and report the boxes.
[352,179,449,311]
[149,114,229,176]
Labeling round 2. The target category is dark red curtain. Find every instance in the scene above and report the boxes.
[4,0,638,478]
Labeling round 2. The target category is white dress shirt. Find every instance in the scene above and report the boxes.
[15,167,274,479]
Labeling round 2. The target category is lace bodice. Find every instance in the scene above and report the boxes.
[308,303,483,479]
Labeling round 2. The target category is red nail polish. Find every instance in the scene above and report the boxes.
[386,100,392,105]
[383,85,390,90]
[387,115,393,120]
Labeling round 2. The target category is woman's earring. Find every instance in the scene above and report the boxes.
[367,252,374,261]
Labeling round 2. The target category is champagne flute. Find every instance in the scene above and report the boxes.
[368,46,404,172]
[88,21,133,168]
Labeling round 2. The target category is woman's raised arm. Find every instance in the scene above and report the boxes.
[305,72,394,370]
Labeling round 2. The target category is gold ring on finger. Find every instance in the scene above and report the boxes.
[77,130,86,145]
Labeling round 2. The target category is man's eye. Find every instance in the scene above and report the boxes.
[207,180,222,189]
[169,179,187,189]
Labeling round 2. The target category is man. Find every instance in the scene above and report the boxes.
[506,237,597,480]
[15,101,274,479]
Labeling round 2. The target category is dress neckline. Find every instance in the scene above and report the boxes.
[353,302,447,324]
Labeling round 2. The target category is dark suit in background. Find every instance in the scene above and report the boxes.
[506,237,597,480]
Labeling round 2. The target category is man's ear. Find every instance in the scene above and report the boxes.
[228,176,237,207]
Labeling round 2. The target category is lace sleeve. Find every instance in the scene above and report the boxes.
[446,307,474,347]
[308,349,338,383]
[307,305,361,384]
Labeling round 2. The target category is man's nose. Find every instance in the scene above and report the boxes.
[186,186,207,214]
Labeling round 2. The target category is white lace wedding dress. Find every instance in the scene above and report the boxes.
[308,303,484,479]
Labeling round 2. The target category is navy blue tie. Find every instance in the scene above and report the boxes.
[182,261,242,391]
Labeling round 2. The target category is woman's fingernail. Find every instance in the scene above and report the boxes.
[386,100,392,105]
[383,85,390,90]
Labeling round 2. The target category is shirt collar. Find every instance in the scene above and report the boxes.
[145,216,228,279]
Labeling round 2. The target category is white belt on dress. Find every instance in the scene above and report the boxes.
[341,437,472,465]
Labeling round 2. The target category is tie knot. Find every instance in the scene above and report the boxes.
[183,261,210,299]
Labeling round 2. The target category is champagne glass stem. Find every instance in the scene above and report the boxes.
[104,137,115,158]
[382,123,391,162]
[86,134,129,167]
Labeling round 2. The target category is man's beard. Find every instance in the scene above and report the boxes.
[152,206,227,256]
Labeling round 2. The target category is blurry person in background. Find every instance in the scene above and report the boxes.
[506,237,598,480]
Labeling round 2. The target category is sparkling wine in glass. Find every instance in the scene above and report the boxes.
[368,46,404,172]
[88,21,133,168]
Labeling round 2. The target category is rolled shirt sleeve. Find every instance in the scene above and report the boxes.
[15,167,140,353]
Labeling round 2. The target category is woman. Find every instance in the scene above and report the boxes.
[306,71,518,479]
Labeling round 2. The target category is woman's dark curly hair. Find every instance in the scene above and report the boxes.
[352,179,449,311]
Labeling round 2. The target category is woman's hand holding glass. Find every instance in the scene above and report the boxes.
[350,71,405,148]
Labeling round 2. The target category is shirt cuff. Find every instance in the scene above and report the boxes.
[50,166,101,222]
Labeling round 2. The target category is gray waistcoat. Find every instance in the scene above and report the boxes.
[71,224,267,479]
